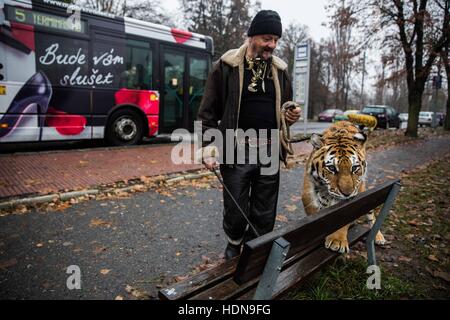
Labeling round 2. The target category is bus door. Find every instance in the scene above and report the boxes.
[186,54,209,132]
[159,46,209,133]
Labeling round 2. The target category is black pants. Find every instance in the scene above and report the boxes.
[220,158,280,245]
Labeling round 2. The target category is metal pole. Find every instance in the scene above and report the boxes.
[303,40,311,137]
[366,182,401,266]
[361,51,366,108]
[253,237,290,300]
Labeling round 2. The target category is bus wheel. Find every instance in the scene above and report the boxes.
[106,109,143,146]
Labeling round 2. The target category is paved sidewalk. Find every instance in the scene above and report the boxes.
[0,142,312,199]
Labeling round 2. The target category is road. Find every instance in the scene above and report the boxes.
[0,121,331,155]
[0,135,449,299]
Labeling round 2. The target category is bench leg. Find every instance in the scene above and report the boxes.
[366,182,401,266]
[253,237,290,300]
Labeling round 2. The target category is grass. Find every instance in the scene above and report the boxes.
[287,257,416,300]
[286,155,450,300]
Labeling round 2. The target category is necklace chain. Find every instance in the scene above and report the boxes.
[245,56,269,93]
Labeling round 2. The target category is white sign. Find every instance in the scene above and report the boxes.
[292,41,311,135]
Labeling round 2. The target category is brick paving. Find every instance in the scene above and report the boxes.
[0,142,312,199]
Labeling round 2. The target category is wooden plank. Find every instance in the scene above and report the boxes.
[234,179,398,284]
[191,225,368,300]
[190,277,259,300]
[159,231,323,300]
[189,236,324,300]
[237,225,370,300]
[158,256,239,300]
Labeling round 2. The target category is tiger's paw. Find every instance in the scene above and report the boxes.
[375,231,386,246]
[325,233,349,253]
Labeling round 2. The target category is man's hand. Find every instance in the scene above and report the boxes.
[203,156,219,171]
[286,106,302,125]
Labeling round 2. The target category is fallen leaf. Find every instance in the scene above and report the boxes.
[125,285,152,300]
[93,246,107,254]
[284,204,297,212]
[398,256,412,262]
[433,271,450,283]
[427,255,439,262]
[36,243,44,248]
[175,275,189,282]
[100,268,111,275]
[0,258,18,269]
[115,295,124,300]
[276,215,288,222]
[407,219,419,226]
[89,218,112,228]
[176,252,182,256]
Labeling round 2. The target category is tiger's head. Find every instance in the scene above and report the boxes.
[308,121,368,201]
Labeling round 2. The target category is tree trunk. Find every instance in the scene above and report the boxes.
[444,86,450,130]
[405,91,422,137]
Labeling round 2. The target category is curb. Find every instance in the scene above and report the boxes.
[0,170,214,211]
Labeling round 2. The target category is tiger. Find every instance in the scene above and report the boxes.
[301,117,386,253]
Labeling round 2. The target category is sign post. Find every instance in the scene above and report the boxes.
[293,40,311,136]
[431,74,442,128]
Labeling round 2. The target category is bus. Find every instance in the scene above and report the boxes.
[0,0,213,145]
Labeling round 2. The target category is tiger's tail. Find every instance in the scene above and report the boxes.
[347,114,377,132]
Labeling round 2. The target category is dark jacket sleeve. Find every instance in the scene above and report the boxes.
[196,60,224,146]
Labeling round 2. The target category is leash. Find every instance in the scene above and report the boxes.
[280,101,313,150]
[203,161,261,238]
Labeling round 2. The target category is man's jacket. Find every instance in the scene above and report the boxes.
[197,43,293,164]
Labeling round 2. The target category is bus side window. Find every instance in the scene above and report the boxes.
[124,39,153,90]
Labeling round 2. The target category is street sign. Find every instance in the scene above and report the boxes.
[293,41,311,135]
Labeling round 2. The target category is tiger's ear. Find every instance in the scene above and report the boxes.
[353,130,367,145]
[310,133,323,149]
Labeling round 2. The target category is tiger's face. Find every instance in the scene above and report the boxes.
[309,126,367,201]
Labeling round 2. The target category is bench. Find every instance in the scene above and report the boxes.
[158,179,401,300]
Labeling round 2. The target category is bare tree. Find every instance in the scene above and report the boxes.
[75,0,173,25]
[355,0,449,137]
[326,0,361,110]
[439,49,450,130]
[181,0,260,59]
[309,42,335,118]
[277,22,309,73]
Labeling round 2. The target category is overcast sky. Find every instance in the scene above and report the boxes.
[162,0,380,93]
[162,0,331,42]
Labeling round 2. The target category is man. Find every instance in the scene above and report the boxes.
[197,10,301,259]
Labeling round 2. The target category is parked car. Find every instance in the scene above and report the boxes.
[418,111,443,127]
[333,110,358,122]
[398,113,408,122]
[344,109,360,116]
[436,112,445,126]
[360,105,400,129]
[318,109,344,122]
[419,111,432,126]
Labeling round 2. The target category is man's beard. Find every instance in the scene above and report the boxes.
[251,44,274,60]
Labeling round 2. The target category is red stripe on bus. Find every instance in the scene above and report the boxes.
[170,28,193,44]
[10,22,35,52]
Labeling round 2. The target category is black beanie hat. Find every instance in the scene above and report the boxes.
[247,10,282,38]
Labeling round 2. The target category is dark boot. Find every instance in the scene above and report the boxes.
[224,242,241,260]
